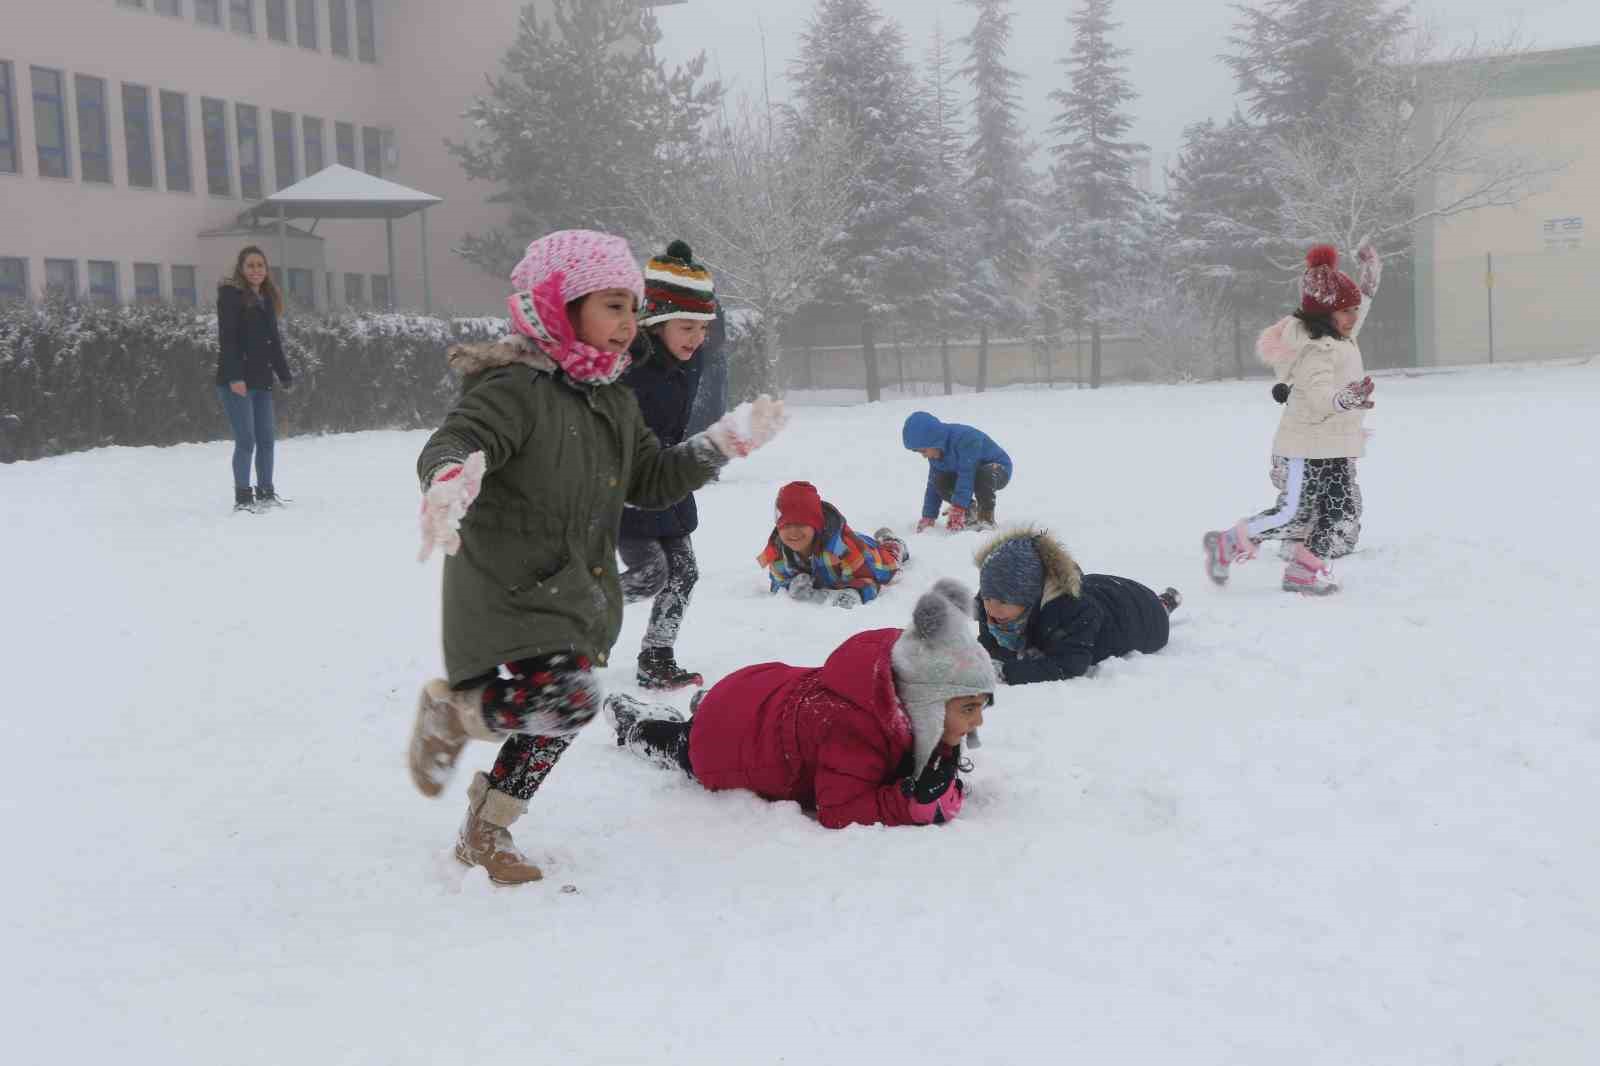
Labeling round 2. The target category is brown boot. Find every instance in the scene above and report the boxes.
[408,680,497,798]
[455,772,543,885]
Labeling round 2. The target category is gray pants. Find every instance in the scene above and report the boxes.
[618,534,698,651]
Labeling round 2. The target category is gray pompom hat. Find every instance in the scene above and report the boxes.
[890,578,997,777]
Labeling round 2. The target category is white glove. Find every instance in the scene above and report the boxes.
[417,451,486,561]
[823,589,859,610]
[702,396,787,459]
[786,573,818,600]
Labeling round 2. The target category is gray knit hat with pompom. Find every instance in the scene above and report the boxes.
[890,578,997,778]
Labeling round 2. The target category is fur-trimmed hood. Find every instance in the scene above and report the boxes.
[975,526,1083,605]
[445,332,558,377]
[1258,315,1342,384]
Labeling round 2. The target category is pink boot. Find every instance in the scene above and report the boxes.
[1282,544,1339,596]
[1202,521,1257,585]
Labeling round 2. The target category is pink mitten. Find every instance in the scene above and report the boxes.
[916,517,937,533]
[702,396,787,459]
[418,451,486,561]
[1357,242,1383,298]
[946,505,968,532]
[908,778,965,826]
[1333,376,1376,412]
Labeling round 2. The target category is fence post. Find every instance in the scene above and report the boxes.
[1486,251,1495,365]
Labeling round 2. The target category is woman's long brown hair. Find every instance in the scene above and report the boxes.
[229,245,285,315]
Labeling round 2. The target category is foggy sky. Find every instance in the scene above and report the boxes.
[654,0,1600,181]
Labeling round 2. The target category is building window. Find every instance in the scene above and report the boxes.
[355,0,376,63]
[134,262,162,304]
[45,259,79,299]
[0,257,27,302]
[1,61,21,175]
[236,103,261,198]
[287,267,314,307]
[296,0,319,50]
[75,75,111,184]
[370,273,388,308]
[31,67,70,179]
[266,0,288,41]
[302,115,324,175]
[272,110,296,190]
[343,272,364,305]
[201,97,230,196]
[335,121,354,167]
[361,125,381,177]
[122,84,155,187]
[195,0,221,26]
[156,0,183,16]
[171,264,198,306]
[88,261,120,304]
[329,0,350,57]
[229,0,254,34]
[160,90,192,193]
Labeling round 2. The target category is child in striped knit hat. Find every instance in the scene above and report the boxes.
[617,241,722,691]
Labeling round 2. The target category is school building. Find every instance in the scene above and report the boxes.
[0,0,685,314]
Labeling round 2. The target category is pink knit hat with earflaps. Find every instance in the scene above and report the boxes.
[510,230,645,307]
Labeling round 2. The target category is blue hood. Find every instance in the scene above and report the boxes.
[902,411,947,450]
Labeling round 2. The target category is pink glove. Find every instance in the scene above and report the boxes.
[702,396,787,459]
[916,517,937,533]
[1333,376,1376,412]
[945,505,968,532]
[418,451,486,561]
[908,778,965,826]
[1357,242,1383,298]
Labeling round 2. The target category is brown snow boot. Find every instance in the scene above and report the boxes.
[408,680,498,798]
[455,772,543,885]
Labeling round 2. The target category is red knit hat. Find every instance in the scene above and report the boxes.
[1301,245,1362,315]
[774,481,824,530]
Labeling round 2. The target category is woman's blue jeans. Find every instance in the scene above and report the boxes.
[217,386,276,490]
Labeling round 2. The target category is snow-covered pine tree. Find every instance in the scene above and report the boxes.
[1166,112,1281,377]
[792,0,944,402]
[448,0,720,276]
[1047,0,1146,390]
[959,0,1034,393]
[923,17,972,395]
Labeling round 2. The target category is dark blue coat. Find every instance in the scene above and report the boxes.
[619,331,704,539]
[977,574,1169,684]
[901,411,1012,517]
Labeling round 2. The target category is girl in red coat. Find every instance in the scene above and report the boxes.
[602,580,996,829]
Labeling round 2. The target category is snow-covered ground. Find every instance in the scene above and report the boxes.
[4,360,1597,1064]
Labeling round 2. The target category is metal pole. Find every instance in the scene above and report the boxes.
[276,204,288,302]
[1485,251,1495,364]
[419,207,433,315]
[385,217,397,310]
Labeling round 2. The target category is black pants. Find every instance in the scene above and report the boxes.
[933,463,1011,519]
[618,534,698,651]
[1271,455,1362,557]
[454,652,602,802]
[626,717,697,776]
[1247,457,1359,561]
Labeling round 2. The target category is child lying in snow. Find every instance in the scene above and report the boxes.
[757,481,908,609]
[603,580,995,829]
[976,527,1179,685]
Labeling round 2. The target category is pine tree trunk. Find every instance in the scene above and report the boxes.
[894,329,905,396]
[1090,322,1103,390]
[940,334,953,395]
[802,345,816,391]
[1233,303,1245,380]
[976,323,990,393]
[761,325,783,397]
[861,314,881,404]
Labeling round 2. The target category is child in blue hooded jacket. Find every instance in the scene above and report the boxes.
[901,411,1013,532]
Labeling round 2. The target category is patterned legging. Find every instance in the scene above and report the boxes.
[618,534,698,650]
[1270,455,1362,558]
[1246,457,1359,561]
[455,652,602,802]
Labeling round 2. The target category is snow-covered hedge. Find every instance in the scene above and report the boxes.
[0,300,506,463]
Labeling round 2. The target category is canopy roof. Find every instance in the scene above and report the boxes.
[243,165,442,222]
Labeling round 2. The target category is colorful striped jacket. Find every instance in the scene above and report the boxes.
[757,503,901,604]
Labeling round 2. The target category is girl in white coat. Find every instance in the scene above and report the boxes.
[1204,244,1381,595]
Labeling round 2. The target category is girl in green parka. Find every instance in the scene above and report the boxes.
[406,229,786,885]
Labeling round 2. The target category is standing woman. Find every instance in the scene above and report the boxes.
[216,246,293,512]
[617,241,718,690]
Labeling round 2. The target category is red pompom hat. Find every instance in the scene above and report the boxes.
[1300,245,1362,315]
[774,481,825,531]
